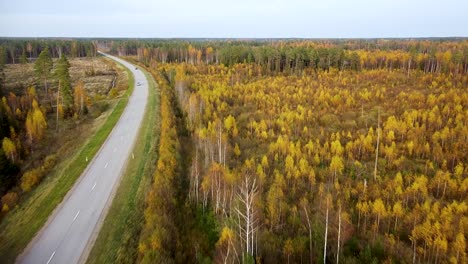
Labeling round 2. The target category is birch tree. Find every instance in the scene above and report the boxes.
[235,175,258,259]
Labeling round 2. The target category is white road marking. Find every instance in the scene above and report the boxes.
[20,53,149,264]
[73,211,80,222]
[46,251,56,264]
[92,182,96,191]
[104,162,108,169]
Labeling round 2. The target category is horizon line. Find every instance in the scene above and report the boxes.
[1,36,467,40]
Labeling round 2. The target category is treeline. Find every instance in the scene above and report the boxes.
[0,39,97,65]
[138,66,219,263]
[138,68,182,262]
[109,39,468,74]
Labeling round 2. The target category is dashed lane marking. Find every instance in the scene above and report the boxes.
[73,211,80,222]
[46,251,56,264]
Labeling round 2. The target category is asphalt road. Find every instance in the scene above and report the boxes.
[17,53,149,264]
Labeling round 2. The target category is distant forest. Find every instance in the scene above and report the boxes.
[0,39,97,64]
[99,38,468,75]
[2,38,468,75]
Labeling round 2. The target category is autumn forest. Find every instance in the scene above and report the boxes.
[0,38,467,264]
[124,39,467,263]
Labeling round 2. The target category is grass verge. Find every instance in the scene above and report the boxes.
[0,58,135,264]
[86,67,159,264]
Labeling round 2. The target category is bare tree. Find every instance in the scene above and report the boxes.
[235,175,259,259]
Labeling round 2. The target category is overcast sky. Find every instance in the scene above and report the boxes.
[0,0,467,38]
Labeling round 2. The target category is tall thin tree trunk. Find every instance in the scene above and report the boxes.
[195,150,199,203]
[56,81,60,132]
[44,78,48,97]
[374,107,380,180]
[80,91,84,114]
[224,245,230,264]
[218,123,222,163]
[324,196,329,264]
[407,58,412,78]
[337,205,341,264]
[303,205,313,263]
[394,216,398,232]
[357,209,361,231]
[375,215,380,240]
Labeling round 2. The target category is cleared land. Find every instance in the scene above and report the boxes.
[0,56,131,263]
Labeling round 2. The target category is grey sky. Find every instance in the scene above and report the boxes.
[0,0,467,38]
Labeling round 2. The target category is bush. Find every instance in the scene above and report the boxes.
[85,66,96,76]
[109,88,118,98]
[91,101,110,118]
[20,168,43,192]
[20,154,57,192]
[343,119,357,129]
[1,191,19,212]
[98,101,110,113]
[319,113,340,129]
[343,236,361,258]
[93,94,106,101]
[42,154,57,171]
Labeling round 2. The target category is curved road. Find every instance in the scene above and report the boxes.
[17,53,149,264]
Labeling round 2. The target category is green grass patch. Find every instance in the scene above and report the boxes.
[86,67,159,264]
[0,59,135,264]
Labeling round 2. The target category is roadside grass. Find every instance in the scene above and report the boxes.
[0,59,135,264]
[86,67,159,264]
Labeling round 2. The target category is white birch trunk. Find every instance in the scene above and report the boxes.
[337,206,341,264]
[324,198,329,264]
[374,108,380,180]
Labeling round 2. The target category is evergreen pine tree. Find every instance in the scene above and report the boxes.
[0,47,6,96]
[55,55,74,114]
[20,50,28,64]
[34,47,53,95]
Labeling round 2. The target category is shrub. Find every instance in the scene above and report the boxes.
[109,88,118,98]
[319,113,340,128]
[98,101,110,113]
[20,167,43,192]
[1,191,19,212]
[42,154,57,171]
[20,154,57,192]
